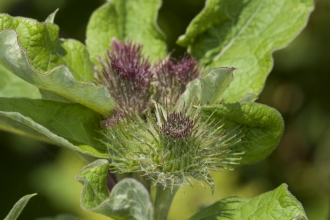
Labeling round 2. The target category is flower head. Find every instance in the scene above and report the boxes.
[101,105,244,192]
[98,39,152,115]
[155,55,201,106]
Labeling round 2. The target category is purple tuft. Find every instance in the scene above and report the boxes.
[155,54,201,105]
[162,112,195,138]
[100,39,153,114]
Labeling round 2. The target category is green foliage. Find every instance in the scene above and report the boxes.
[0,30,115,115]
[76,159,153,220]
[86,0,167,65]
[4,194,36,220]
[200,102,284,165]
[0,14,94,81]
[0,64,41,98]
[189,184,307,220]
[178,0,314,102]
[0,98,108,157]
[0,0,314,219]
[176,67,234,108]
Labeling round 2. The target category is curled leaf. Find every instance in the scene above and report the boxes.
[0,29,115,115]
[200,102,284,165]
[76,159,153,220]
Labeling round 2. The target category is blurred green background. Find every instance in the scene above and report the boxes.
[0,0,329,219]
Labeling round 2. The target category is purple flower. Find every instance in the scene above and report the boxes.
[155,54,201,105]
[99,39,152,115]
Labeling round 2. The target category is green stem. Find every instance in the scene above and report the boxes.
[153,185,179,220]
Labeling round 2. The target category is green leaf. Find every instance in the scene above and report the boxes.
[189,184,307,220]
[0,98,108,158]
[86,0,166,65]
[177,0,314,102]
[0,13,94,82]
[0,64,41,98]
[176,67,235,109]
[76,159,153,220]
[45,9,59,24]
[200,102,284,165]
[4,194,37,220]
[0,29,115,115]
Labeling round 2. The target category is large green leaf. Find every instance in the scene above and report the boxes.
[0,29,115,115]
[200,102,284,165]
[0,64,41,98]
[189,184,307,220]
[176,67,235,109]
[76,159,153,220]
[0,13,94,82]
[4,194,36,220]
[177,0,314,102]
[86,0,166,65]
[0,98,108,158]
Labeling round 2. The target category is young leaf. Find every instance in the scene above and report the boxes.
[4,193,37,220]
[176,67,235,109]
[0,13,94,82]
[44,9,59,24]
[86,0,166,65]
[0,99,109,158]
[200,102,284,165]
[0,30,115,115]
[177,0,314,102]
[189,184,307,220]
[76,159,153,220]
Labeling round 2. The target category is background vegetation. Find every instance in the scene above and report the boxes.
[0,0,329,219]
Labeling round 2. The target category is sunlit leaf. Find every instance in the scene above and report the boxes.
[86,0,166,65]
[0,29,115,115]
[178,0,314,102]
[189,184,307,220]
[0,13,94,82]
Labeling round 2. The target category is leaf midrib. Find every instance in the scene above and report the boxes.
[212,0,264,63]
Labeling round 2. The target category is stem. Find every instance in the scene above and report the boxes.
[153,185,179,220]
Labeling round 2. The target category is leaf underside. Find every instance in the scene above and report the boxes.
[76,159,153,220]
[4,194,37,220]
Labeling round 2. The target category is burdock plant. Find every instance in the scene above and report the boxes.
[0,0,314,219]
